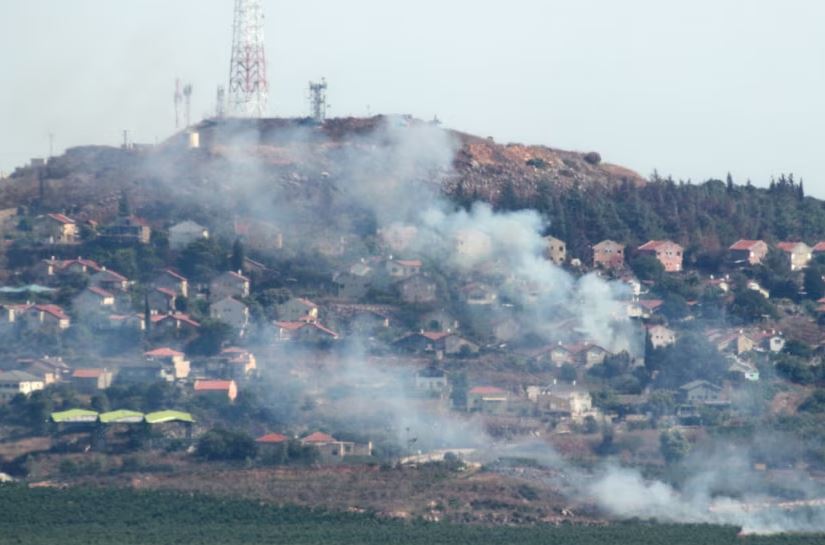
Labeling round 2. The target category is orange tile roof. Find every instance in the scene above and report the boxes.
[469,386,507,396]
[145,347,184,358]
[194,380,234,391]
[72,368,106,379]
[729,239,764,251]
[256,433,289,444]
[302,431,336,443]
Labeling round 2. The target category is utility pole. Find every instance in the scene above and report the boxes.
[228,0,269,117]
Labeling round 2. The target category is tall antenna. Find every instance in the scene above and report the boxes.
[308,78,328,123]
[228,0,269,117]
[174,79,183,129]
[216,85,226,118]
[183,84,193,127]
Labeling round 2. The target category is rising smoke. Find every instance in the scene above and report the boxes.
[147,116,823,534]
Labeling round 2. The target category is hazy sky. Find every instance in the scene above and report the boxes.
[1,1,824,194]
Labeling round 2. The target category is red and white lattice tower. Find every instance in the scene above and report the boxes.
[228,0,269,117]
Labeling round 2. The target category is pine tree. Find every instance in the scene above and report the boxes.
[230,239,245,273]
[118,190,131,217]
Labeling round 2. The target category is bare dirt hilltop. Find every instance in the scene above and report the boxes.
[0,115,645,224]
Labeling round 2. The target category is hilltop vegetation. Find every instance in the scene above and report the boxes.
[475,172,823,262]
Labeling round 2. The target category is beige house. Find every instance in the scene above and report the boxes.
[728,240,769,266]
[301,431,373,464]
[73,287,115,317]
[638,240,684,272]
[544,235,566,265]
[210,271,250,300]
[0,371,45,403]
[593,240,625,269]
[71,368,113,393]
[33,213,78,244]
[776,242,812,271]
[153,269,189,298]
[276,298,318,322]
[386,258,422,279]
[527,383,593,418]
[194,379,238,402]
[647,325,676,349]
[274,321,339,342]
[218,347,257,379]
[89,269,129,293]
[147,287,177,313]
[101,216,151,244]
[467,386,509,414]
[21,304,71,332]
[144,347,191,380]
[210,297,250,333]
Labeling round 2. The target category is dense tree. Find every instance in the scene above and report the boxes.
[804,266,825,300]
[196,428,257,461]
[660,429,690,464]
[185,319,234,356]
[727,289,777,324]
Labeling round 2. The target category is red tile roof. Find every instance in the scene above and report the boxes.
[88,286,114,298]
[47,213,75,225]
[72,368,106,379]
[813,242,825,253]
[302,431,336,443]
[221,347,249,354]
[145,347,184,358]
[638,240,677,251]
[729,240,764,251]
[34,304,69,320]
[256,433,289,444]
[776,241,806,252]
[194,380,234,392]
[639,299,664,311]
[395,259,422,268]
[96,269,128,282]
[154,287,177,298]
[159,269,187,281]
[469,386,507,396]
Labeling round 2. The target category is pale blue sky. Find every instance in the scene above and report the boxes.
[1,1,823,194]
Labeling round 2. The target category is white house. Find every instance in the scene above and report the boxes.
[0,371,45,402]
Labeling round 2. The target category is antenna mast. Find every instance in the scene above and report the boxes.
[308,78,328,123]
[228,0,269,117]
[216,85,226,118]
[174,79,183,129]
[183,84,193,127]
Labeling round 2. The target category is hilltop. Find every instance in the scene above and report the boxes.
[0,116,643,225]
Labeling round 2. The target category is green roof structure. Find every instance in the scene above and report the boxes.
[144,410,195,424]
[50,409,99,423]
[99,410,145,424]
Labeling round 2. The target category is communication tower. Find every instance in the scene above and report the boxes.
[308,79,328,123]
[228,0,269,117]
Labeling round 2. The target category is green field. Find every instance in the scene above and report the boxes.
[0,486,822,545]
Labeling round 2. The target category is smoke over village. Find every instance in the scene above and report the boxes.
[1,1,825,544]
